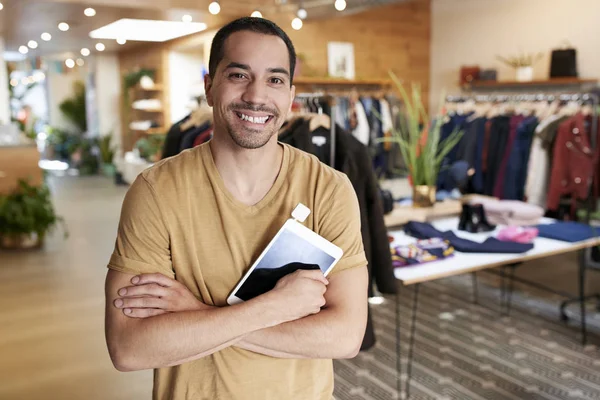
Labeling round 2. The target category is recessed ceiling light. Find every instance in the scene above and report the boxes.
[28,40,38,49]
[182,14,192,23]
[84,8,96,17]
[0,2,4,11]
[334,0,346,11]
[95,43,105,51]
[116,38,127,45]
[297,8,307,19]
[65,59,75,68]
[76,58,85,66]
[10,79,18,87]
[89,18,208,42]
[291,17,303,30]
[19,45,29,54]
[58,22,70,31]
[41,32,52,41]
[251,10,262,18]
[81,48,90,56]
[208,1,220,15]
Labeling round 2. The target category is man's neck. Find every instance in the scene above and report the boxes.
[209,134,284,206]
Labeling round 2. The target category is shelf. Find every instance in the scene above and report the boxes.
[293,77,392,86]
[131,127,166,134]
[132,108,163,113]
[463,78,597,90]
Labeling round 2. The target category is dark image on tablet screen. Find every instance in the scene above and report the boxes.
[235,229,335,301]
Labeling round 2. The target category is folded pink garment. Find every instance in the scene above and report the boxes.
[497,226,538,243]
[469,199,544,226]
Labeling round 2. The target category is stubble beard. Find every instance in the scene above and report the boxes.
[225,103,282,150]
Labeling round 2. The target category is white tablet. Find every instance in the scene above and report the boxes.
[227,218,344,305]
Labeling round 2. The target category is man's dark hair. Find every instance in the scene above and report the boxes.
[208,17,296,86]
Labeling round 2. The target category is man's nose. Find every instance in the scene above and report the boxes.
[241,80,267,105]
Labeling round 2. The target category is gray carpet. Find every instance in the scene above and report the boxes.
[334,275,600,400]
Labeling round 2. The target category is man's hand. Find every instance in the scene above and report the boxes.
[265,269,329,324]
[114,273,209,318]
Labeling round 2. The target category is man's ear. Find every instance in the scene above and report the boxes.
[288,84,296,112]
[204,74,214,107]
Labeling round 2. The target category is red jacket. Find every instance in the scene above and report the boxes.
[547,113,598,211]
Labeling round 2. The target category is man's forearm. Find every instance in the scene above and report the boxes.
[108,298,278,371]
[235,307,363,359]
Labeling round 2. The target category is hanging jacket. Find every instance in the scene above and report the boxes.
[279,118,397,351]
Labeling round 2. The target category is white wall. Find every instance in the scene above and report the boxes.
[0,37,10,125]
[430,0,600,110]
[168,50,205,123]
[47,66,87,133]
[93,54,122,149]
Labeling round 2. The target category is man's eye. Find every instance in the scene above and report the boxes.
[230,73,246,79]
[270,77,284,85]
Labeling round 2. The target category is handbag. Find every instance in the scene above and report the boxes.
[550,42,578,78]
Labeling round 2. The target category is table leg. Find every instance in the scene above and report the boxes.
[405,283,420,400]
[396,283,402,400]
[578,250,587,345]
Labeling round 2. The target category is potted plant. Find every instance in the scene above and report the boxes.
[378,71,463,207]
[496,52,544,82]
[99,133,116,177]
[0,180,68,250]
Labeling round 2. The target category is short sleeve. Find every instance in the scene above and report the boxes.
[107,174,175,278]
[318,174,368,275]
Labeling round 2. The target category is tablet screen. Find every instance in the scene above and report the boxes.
[234,228,336,301]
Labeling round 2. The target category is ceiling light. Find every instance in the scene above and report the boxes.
[0,2,3,11]
[41,32,52,41]
[251,10,262,18]
[95,43,105,51]
[208,1,220,15]
[291,17,303,30]
[81,48,90,56]
[84,7,96,17]
[19,46,29,54]
[89,18,208,42]
[297,8,307,19]
[20,77,28,85]
[28,40,38,49]
[76,58,85,66]
[182,14,192,23]
[116,38,127,45]
[33,71,45,81]
[10,79,18,87]
[58,22,70,31]
[334,0,346,11]
[65,59,75,68]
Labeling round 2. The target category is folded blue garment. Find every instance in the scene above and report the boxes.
[404,221,533,253]
[536,221,600,243]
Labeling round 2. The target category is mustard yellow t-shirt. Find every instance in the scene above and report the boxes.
[107,141,367,400]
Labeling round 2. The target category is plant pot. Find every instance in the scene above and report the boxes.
[0,233,43,250]
[413,185,436,208]
[102,163,116,178]
[516,66,533,82]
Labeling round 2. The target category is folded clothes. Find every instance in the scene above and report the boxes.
[497,226,538,244]
[404,221,534,253]
[391,238,455,268]
[471,198,544,226]
[536,221,600,243]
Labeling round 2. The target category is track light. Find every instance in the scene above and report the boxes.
[251,10,262,18]
[334,0,346,11]
[95,43,105,51]
[41,32,52,41]
[291,17,303,30]
[58,22,70,31]
[28,40,38,49]
[208,1,220,15]
[84,8,96,17]
[297,8,307,19]
[19,46,29,54]
[182,14,192,22]
[65,59,75,68]
[81,48,90,56]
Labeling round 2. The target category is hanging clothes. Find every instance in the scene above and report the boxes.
[352,100,370,146]
[503,116,539,200]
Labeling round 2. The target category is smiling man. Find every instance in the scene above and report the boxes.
[105,17,368,400]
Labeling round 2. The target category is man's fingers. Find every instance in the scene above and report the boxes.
[298,269,328,285]
[123,308,167,318]
[114,296,164,309]
[132,273,175,287]
[118,283,168,298]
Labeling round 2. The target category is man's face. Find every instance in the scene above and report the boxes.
[205,31,295,150]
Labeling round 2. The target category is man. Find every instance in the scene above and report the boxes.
[105,17,368,400]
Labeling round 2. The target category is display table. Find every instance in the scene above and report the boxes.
[0,145,43,194]
[389,217,600,399]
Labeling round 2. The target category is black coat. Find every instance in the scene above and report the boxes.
[280,118,397,350]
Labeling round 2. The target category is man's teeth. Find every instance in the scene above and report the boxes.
[239,113,269,124]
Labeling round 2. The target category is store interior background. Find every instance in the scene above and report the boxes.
[1,0,600,399]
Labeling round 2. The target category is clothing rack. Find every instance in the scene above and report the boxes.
[445,90,600,344]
